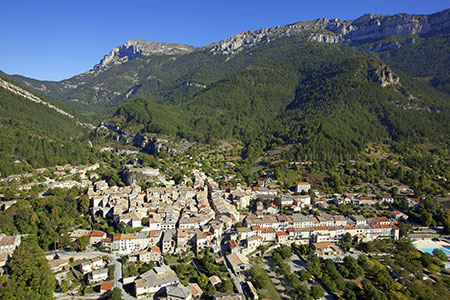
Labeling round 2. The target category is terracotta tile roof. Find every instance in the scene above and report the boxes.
[296,182,310,185]
[311,226,328,231]
[373,217,390,223]
[229,240,239,249]
[88,230,106,237]
[100,281,113,291]
[276,231,289,236]
[150,246,161,253]
[370,224,392,229]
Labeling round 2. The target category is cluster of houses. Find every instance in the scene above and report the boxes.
[85,171,406,261]
[224,212,400,257]
[4,164,100,192]
[328,193,420,208]
[1,162,411,300]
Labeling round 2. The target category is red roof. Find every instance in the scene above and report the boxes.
[258,180,264,186]
[390,210,405,216]
[229,240,239,249]
[276,231,289,236]
[408,197,420,203]
[360,196,373,200]
[373,217,390,223]
[371,224,392,229]
[88,230,106,237]
[311,226,328,231]
[150,246,161,253]
[296,182,310,185]
[344,225,356,230]
[100,281,113,291]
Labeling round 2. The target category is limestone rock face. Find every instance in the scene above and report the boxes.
[94,40,195,70]
[370,64,400,87]
[206,9,450,54]
[308,33,343,43]
[121,165,161,186]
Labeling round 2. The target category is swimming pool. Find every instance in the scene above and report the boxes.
[420,247,450,255]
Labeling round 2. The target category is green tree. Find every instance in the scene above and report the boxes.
[107,287,122,300]
[341,232,353,251]
[433,248,447,261]
[71,235,90,251]
[198,273,209,289]
[77,194,90,213]
[310,285,324,299]
[219,279,235,293]
[0,236,55,300]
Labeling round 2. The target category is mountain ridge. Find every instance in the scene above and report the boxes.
[4,9,450,109]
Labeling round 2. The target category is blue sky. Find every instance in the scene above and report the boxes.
[1,0,448,81]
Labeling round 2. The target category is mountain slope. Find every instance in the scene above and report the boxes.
[112,42,450,161]
[7,9,450,109]
[0,78,97,177]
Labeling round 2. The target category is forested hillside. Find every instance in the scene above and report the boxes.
[112,42,450,162]
[0,85,97,177]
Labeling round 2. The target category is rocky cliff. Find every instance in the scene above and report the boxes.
[6,9,449,107]
[90,9,450,64]
[207,9,450,54]
[94,40,195,70]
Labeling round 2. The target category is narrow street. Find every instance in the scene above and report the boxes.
[220,243,244,295]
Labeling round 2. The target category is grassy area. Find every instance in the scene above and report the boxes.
[165,255,180,265]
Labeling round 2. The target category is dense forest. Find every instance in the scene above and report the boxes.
[0,85,98,177]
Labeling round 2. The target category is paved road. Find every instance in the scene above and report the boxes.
[220,244,244,295]
[49,250,136,300]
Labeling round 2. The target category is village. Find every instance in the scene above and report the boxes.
[0,160,448,300]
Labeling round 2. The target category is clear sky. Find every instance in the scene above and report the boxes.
[1,0,448,81]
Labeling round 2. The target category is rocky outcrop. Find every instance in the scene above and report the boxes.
[370,64,400,87]
[308,33,344,43]
[121,164,161,185]
[94,40,195,70]
[98,123,193,154]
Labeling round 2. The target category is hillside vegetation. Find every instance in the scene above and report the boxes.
[0,86,97,176]
[112,42,450,163]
